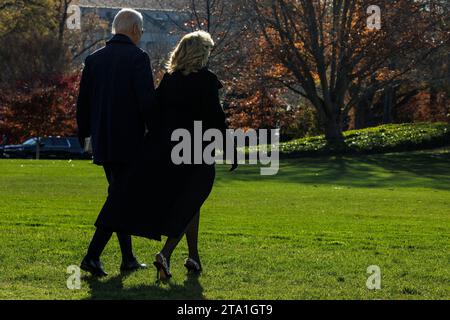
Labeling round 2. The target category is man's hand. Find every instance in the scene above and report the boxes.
[229,144,239,172]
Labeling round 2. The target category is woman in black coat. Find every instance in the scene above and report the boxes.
[96,31,237,280]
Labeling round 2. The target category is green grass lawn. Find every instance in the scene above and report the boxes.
[0,150,449,300]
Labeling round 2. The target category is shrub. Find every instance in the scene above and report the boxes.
[278,123,450,157]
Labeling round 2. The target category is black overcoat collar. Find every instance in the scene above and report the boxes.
[106,34,135,46]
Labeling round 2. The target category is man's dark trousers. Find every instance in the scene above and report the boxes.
[85,164,134,262]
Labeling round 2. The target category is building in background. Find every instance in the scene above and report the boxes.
[78,4,183,63]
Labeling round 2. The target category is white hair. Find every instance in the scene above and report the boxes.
[112,8,143,35]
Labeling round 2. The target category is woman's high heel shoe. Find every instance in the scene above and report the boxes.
[154,253,172,281]
[184,258,202,273]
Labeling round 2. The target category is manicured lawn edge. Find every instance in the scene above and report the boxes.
[277,123,450,158]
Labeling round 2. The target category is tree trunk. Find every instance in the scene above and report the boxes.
[58,0,69,42]
[324,115,344,143]
[429,86,439,122]
[354,100,367,129]
[383,86,395,124]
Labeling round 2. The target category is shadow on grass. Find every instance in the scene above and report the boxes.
[83,273,205,300]
[218,150,450,190]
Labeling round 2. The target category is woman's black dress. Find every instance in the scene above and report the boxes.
[95,68,227,241]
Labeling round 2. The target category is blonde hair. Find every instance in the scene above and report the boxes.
[166,31,215,75]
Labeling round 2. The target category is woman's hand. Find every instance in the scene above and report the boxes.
[229,144,239,172]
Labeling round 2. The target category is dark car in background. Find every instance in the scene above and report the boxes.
[3,137,92,160]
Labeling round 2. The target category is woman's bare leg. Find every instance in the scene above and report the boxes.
[160,237,183,269]
[185,211,201,265]
[160,211,201,268]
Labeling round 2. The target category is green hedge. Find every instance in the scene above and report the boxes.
[278,123,450,157]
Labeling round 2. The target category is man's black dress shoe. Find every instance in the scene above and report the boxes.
[120,258,148,273]
[80,257,108,277]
